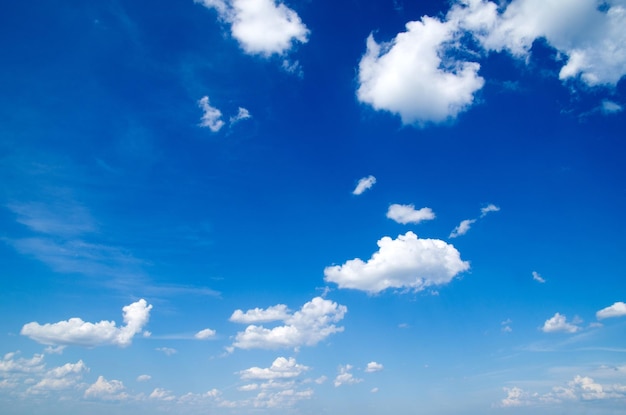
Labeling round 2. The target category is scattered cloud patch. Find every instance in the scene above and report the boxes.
[334,364,362,387]
[231,297,347,350]
[541,312,580,333]
[352,175,376,195]
[449,219,476,238]
[532,271,546,283]
[480,204,500,217]
[365,361,384,373]
[21,299,152,348]
[84,376,128,400]
[239,357,308,380]
[601,100,623,114]
[501,318,512,333]
[229,107,252,124]
[150,387,176,401]
[596,302,626,320]
[156,347,177,356]
[198,96,225,132]
[136,374,151,382]
[195,0,309,56]
[230,304,291,324]
[195,328,217,339]
[386,204,435,224]
[324,231,469,294]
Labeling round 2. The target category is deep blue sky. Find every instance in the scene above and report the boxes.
[1,1,626,414]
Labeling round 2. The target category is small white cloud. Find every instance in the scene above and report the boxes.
[84,376,128,400]
[365,361,384,373]
[334,364,362,387]
[238,357,309,380]
[232,297,347,350]
[230,107,252,124]
[386,204,435,225]
[449,219,476,238]
[196,0,309,57]
[542,312,580,333]
[238,383,259,391]
[501,318,512,333]
[596,302,626,320]
[230,304,291,324]
[198,96,225,132]
[314,376,327,384]
[150,387,176,401]
[156,347,177,356]
[532,271,546,283]
[601,100,623,114]
[371,387,379,393]
[324,231,469,294]
[195,328,217,339]
[480,204,500,217]
[137,374,151,382]
[21,299,152,348]
[352,175,376,195]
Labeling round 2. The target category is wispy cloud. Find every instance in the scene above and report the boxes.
[352,175,376,195]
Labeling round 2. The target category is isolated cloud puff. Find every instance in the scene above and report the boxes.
[239,357,309,380]
[195,328,217,339]
[387,204,435,225]
[541,312,580,333]
[532,271,546,283]
[232,297,347,349]
[21,299,152,347]
[449,219,476,238]
[357,16,484,125]
[601,100,623,114]
[480,203,500,217]
[198,96,225,132]
[365,361,384,373]
[84,376,128,400]
[596,302,626,320]
[196,0,309,56]
[334,364,362,387]
[352,175,376,195]
[230,304,291,323]
[324,231,469,294]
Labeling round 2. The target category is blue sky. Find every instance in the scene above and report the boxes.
[1,0,626,413]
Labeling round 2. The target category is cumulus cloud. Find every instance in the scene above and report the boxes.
[357,17,484,126]
[230,304,291,324]
[541,312,580,333]
[532,271,546,283]
[137,374,151,382]
[196,0,309,56]
[352,175,376,195]
[239,357,309,380]
[449,219,476,238]
[386,204,435,225]
[198,96,225,132]
[334,365,362,387]
[0,352,45,374]
[325,231,469,294]
[195,328,217,339]
[21,299,152,347]
[596,302,626,319]
[231,297,347,350]
[84,376,128,400]
[365,361,384,373]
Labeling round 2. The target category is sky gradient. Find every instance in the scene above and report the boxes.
[1,1,626,414]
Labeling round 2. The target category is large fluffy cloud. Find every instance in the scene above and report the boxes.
[231,297,346,349]
[357,17,484,125]
[196,0,309,56]
[324,231,469,294]
[21,299,152,347]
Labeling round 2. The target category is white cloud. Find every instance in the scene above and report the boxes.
[137,374,151,382]
[480,203,500,217]
[84,376,128,400]
[198,96,225,132]
[601,100,623,114]
[352,175,376,195]
[365,361,384,373]
[230,304,291,324]
[532,271,546,283]
[449,219,476,238]
[239,357,309,380]
[596,302,626,319]
[334,365,362,387]
[325,231,469,294]
[500,386,529,407]
[196,0,309,56]
[541,312,580,333]
[229,107,252,124]
[232,297,347,350]
[150,387,176,401]
[357,17,484,126]
[21,299,152,347]
[195,328,217,339]
[156,347,177,356]
[386,204,435,225]
[0,352,45,374]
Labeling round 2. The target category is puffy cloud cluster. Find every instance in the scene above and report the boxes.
[386,204,435,225]
[324,231,469,294]
[357,0,626,125]
[198,96,251,132]
[334,364,362,387]
[195,328,217,339]
[84,376,128,400]
[195,0,309,56]
[365,361,384,373]
[541,312,580,333]
[231,297,347,350]
[20,299,152,348]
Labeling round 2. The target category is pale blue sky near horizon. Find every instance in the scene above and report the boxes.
[1,0,626,414]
